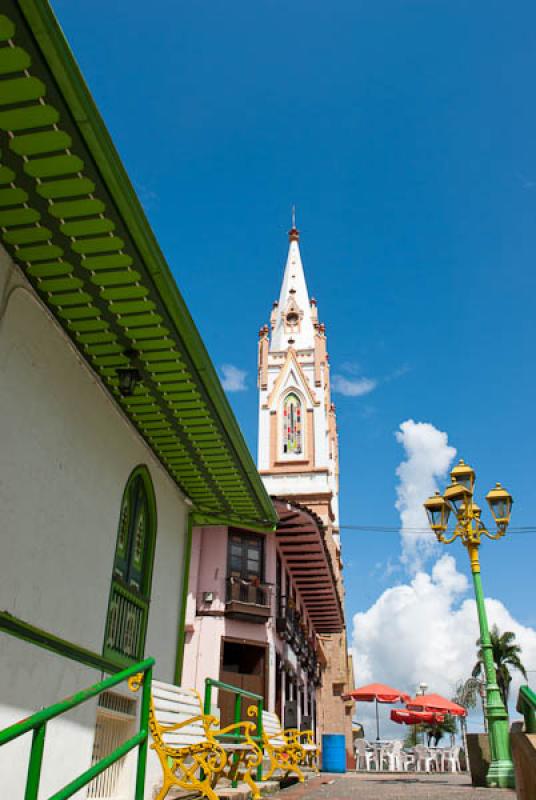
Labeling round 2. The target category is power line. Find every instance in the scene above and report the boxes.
[339,524,536,535]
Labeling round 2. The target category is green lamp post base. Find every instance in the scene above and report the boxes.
[486,759,515,789]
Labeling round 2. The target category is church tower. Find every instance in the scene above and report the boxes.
[257,218,354,758]
[257,220,340,545]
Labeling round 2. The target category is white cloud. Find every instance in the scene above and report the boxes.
[351,419,536,742]
[385,364,411,382]
[395,419,456,571]
[331,375,377,397]
[220,364,247,392]
[332,362,409,399]
[351,554,536,739]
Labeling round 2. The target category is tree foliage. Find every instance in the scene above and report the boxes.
[472,625,527,708]
[403,725,424,748]
[453,679,478,710]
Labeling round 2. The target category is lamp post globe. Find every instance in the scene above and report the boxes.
[450,459,476,492]
[423,492,450,534]
[486,483,513,529]
[443,480,473,516]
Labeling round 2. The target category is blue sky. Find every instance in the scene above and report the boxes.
[54,0,536,692]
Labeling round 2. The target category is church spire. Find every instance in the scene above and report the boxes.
[270,214,315,351]
[289,205,299,242]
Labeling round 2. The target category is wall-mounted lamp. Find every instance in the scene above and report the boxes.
[117,349,141,397]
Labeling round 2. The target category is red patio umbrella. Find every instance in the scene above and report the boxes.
[390,708,445,725]
[406,693,467,717]
[343,683,411,740]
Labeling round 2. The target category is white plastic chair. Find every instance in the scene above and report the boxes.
[379,740,403,771]
[399,748,415,772]
[442,746,461,772]
[414,744,437,772]
[355,738,378,771]
[378,741,391,770]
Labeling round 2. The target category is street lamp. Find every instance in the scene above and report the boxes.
[415,682,428,746]
[423,459,515,789]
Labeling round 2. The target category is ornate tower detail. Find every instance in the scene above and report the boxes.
[257,222,340,539]
[258,325,269,390]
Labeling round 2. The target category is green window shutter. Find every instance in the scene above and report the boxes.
[104,466,157,667]
[114,490,130,579]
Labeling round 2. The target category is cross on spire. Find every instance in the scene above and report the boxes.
[289,204,299,242]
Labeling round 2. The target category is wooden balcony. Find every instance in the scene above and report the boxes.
[225,577,272,623]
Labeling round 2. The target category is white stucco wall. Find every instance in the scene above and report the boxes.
[0,251,188,798]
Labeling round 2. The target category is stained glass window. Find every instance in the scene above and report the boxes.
[283,392,302,455]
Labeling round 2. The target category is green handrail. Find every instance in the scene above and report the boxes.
[517,685,536,734]
[204,677,264,783]
[0,656,154,800]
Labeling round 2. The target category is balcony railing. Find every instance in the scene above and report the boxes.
[225,577,272,623]
[276,597,299,641]
[276,598,321,684]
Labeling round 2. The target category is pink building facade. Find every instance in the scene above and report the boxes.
[181,503,342,730]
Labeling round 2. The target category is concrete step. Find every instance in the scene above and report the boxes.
[215,769,316,799]
[155,768,317,799]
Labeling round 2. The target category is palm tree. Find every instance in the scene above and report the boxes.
[424,714,457,747]
[472,625,527,709]
[452,678,485,769]
[454,676,487,732]
[403,724,423,748]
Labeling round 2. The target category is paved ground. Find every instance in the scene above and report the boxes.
[273,773,516,800]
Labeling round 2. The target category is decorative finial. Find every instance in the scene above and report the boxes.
[288,205,299,242]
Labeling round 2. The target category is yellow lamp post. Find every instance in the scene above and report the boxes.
[423,460,514,788]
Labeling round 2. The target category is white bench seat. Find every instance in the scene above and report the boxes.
[260,711,319,782]
[148,680,262,800]
[220,743,254,751]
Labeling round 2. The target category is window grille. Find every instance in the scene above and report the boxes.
[88,691,137,799]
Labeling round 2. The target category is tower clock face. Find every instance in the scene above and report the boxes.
[286,311,299,326]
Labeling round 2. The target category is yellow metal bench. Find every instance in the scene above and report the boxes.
[142,679,262,800]
[285,727,320,772]
[259,710,318,782]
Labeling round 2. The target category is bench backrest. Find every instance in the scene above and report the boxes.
[151,680,207,749]
[262,710,286,747]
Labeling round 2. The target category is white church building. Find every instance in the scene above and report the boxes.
[257,220,353,756]
[0,2,275,797]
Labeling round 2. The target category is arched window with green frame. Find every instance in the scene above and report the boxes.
[103,466,157,666]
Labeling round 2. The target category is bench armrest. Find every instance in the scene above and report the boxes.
[285,729,315,745]
[211,721,257,738]
[156,713,218,734]
[264,731,293,746]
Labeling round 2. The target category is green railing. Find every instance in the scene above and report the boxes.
[204,677,264,783]
[0,656,154,800]
[517,685,536,734]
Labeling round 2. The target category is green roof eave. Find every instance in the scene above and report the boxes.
[1,0,277,530]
